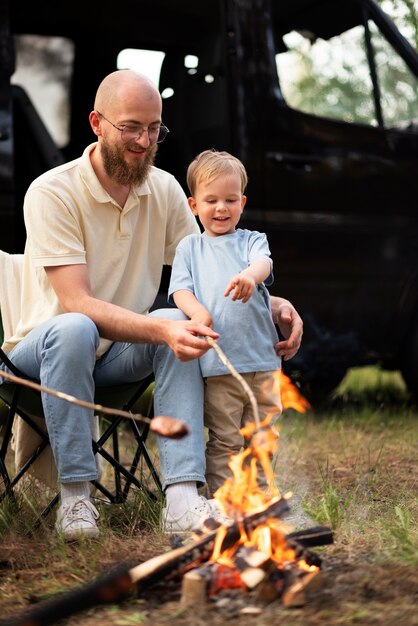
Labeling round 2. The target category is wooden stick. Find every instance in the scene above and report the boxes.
[0,369,188,439]
[205,336,260,426]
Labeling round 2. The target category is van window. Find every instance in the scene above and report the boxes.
[275,18,418,128]
[11,35,74,147]
[369,20,418,128]
[276,26,376,125]
[117,49,165,87]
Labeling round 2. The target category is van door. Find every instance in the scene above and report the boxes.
[232,0,418,399]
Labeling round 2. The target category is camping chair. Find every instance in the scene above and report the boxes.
[0,251,163,521]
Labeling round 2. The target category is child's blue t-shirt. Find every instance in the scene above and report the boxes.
[168,228,281,377]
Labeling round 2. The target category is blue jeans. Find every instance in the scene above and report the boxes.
[1,310,206,488]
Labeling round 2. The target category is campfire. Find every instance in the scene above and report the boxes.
[180,496,330,612]
[176,369,327,612]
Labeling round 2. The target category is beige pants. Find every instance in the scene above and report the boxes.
[204,370,282,495]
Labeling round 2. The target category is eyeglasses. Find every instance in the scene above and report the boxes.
[97,111,170,144]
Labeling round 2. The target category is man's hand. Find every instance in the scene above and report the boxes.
[270,296,303,361]
[165,320,219,362]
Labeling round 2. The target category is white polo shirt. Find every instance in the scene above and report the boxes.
[4,143,199,357]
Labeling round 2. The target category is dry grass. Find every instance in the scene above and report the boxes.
[1,366,418,625]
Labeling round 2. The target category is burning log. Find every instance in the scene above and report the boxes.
[239,566,268,590]
[286,526,335,549]
[235,546,272,570]
[181,568,209,607]
[209,562,248,596]
[281,569,322,607]
[232,546,273,590]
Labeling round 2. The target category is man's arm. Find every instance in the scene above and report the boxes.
[270,296,303,361]
[45,265,218,362]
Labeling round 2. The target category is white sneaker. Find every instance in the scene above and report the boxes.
[163,495,230,535]
[56,495,100,540]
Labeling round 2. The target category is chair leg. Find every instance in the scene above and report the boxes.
[0,440,50,505]
[32,493,60,530]
[122,419,163,499]
[0,418,14,500]
[0,396,19,500]
[111,426,122,499]
[92,389,162,504]
[93,416,125,502]
[92,440,159,501]
[0,455,12,500]
[0,402,53,504]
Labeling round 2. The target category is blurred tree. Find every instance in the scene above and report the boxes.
[12,35,74,145]
[276,0,418,127]
[384,0,418,49]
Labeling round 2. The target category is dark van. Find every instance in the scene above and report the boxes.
[1,0,418,404]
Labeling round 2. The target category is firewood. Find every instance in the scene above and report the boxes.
[253,560,292,604]
[281,570,321,607]
[181,569,208,607]
[235,546,272,570]
[240,567,267,589]
[286,526,334,548]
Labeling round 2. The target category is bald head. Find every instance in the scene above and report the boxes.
[94,70,161,116]
[89,69,162,188]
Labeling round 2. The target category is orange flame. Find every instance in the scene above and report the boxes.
[279,371,311,413]
[205,371,315,575]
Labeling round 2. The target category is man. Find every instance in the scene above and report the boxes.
[1,70,303,539]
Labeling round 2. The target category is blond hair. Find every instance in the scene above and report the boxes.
[187,149,248,196]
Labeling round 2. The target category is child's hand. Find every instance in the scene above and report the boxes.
[191,308,214,328]
[224,273,256,302]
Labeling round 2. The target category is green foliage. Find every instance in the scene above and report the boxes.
[379,0,418,49]
[277,0,418,128]
[306,462,347,528]
[382,505,418,564]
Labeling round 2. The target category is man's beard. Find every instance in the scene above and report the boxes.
[102,141,158,186]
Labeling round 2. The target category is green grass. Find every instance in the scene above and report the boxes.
[279,366,418,566]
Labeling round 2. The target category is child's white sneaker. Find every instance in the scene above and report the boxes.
[163,495,228,535]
